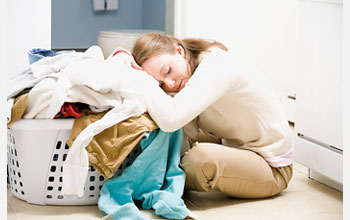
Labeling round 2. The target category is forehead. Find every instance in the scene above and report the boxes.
[141,53,173,75]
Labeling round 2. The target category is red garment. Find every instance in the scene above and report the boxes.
[60,103,83,118]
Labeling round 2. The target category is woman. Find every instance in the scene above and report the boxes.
[113,33,293,198]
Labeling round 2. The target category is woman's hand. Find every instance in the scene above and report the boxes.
[110,52,143,70]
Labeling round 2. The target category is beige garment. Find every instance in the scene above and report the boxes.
[7,93,28,126]
[67,110,158,178]
[141,47,293,162]
[181,142,293,198]
[181,119,292,198]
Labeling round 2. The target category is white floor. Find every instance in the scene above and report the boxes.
[7,162,343,220]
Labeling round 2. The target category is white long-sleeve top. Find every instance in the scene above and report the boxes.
[137,47,293,167]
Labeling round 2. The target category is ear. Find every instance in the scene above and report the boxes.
[175,45,185,57]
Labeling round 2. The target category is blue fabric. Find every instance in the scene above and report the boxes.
[28,48,75,64]
[98,129,190,220]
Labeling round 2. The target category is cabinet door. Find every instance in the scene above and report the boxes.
[296,0,343,150]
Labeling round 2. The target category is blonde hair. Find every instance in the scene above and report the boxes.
[132,33,228,74]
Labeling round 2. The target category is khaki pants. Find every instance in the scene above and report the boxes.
[180,142,293,198]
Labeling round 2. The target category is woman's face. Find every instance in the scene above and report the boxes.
[141,46,191,93]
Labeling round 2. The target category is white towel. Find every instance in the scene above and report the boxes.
[106,0,118,10]
[93,0,105,11]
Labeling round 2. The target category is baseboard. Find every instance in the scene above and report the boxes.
[309,169,343,192]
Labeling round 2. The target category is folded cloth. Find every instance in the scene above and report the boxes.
[7,46,98,100]
[28,48,75,64]
[7,67,50,100]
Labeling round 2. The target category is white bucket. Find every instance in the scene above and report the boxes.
[98,29,164,58]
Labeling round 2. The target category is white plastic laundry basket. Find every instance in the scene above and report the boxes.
[7,119,141,205]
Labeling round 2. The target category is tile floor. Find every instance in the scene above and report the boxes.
[7,162,343,220]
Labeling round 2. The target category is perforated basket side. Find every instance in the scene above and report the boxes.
[7,127,60,205]
[43,129,142,205]
[44,129,107,205]
[7,119,142,206]
[7,119,74,205]
[7,129,26,201]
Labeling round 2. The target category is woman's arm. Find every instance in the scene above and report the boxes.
[139,49,233,132]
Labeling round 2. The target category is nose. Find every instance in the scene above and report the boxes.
[163,78,176,88]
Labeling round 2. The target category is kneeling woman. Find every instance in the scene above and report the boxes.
[114,33,293,198]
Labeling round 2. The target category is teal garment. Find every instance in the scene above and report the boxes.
[98,129,190,220]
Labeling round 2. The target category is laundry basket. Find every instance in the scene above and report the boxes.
[7,119,141,205]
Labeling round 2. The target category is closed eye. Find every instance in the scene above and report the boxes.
[167,66,171,74]
[158,66,171,89]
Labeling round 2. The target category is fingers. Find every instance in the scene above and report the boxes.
[112,52,142,70]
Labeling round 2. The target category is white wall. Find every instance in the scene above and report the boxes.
[1,0,8,219]
[3,1,50,215]
[344,0,350,203]
[176,0,299,99]
[7,0,51,78]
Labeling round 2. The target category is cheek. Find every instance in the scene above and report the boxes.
[177,60,189,77]
[182,61,191,78]
[142,67,159,81]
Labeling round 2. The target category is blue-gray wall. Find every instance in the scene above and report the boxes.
[52,0,165,49]
[142,0,165,30]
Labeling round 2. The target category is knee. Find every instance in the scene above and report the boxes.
[181,143,215,172]
[180,143,219,190]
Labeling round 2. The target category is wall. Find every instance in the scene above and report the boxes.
[143,0,166,30]
[344,0,350,192]
[179,0,299,99]
[7,0,51,78]
[52,0,165,49]
[1,0,8,219]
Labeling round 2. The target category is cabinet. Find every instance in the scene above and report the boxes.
[294,0,343,190]
[172,0,344,190]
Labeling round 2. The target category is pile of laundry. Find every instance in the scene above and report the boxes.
[7,46,193,220]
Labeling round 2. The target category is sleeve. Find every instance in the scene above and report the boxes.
[139,49,233,132]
